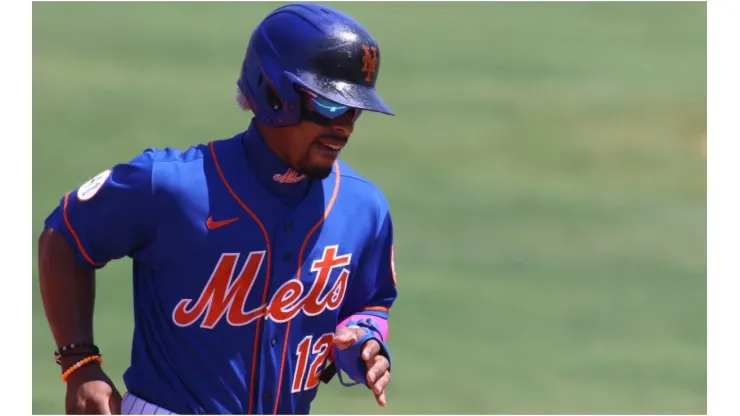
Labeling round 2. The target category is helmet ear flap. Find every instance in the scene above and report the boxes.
[265,85,282,112]
[266,71,302,126]
[238,45,303,127]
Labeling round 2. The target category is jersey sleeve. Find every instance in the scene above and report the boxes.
[43,150,157,270]
[339,205,398,322]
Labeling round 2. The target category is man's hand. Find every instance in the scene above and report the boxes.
[333,326,391,407]
[64,361,122,415]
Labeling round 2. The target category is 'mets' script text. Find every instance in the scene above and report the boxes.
[172,246,352,329]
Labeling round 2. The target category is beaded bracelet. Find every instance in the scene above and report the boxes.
[60,354,103,383]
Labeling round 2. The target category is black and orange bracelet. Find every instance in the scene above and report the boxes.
[60,354,103,383]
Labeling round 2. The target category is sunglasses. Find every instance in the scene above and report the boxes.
[300,89,362,121]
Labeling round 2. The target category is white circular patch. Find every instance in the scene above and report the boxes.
[76,169,111,201]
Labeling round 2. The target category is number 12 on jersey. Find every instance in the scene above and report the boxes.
[291,333,334,393]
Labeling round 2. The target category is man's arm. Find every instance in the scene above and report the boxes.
[38,151,156,380]
[38,228,97,369]
[330,201,397,406]
[337,205,397,337]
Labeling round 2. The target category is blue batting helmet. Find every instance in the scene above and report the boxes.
[237,3,394,127]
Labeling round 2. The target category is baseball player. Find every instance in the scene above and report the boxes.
[37,3,398,414]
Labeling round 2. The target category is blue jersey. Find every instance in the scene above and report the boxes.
[44,124,398,414]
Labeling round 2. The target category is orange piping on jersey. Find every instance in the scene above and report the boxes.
[209,141,272,415]
[62,192,104,267]
[273,161,341,415]
[363,306,390,313]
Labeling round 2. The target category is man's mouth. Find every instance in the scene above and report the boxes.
[319,142,343,151]
[314,136,347,153]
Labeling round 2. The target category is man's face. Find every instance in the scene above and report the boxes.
[280,91,359,180]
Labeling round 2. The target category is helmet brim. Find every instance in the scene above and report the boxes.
[286,71,395,116]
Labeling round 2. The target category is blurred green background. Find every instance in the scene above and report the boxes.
[32,2,707,414]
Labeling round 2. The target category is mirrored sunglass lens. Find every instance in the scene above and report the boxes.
[311,97,351,118]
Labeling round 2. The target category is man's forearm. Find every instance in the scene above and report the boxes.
[38,227,96,351]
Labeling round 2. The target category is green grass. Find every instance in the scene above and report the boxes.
[32,2,707,414]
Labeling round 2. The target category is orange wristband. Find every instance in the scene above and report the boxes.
[60,354,103,383]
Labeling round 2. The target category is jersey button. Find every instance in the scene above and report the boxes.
[271,336,278,347]
[263,392,271,402]
[283,220,293,231]
[282,252,292,261]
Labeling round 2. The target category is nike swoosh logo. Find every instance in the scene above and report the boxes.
[206,216,239,230]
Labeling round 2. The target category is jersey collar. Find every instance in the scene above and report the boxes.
[241,121,312,204]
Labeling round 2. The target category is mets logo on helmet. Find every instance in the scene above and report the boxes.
[361,46,378,83]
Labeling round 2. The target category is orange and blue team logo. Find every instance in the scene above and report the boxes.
[361,45,378,83]
[273,168,306,184]
[171,245,352,328]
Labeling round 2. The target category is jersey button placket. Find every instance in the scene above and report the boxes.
[269,218,292,414]
[283,220,293,232]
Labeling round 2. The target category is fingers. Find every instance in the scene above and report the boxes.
[332,327,364,351]
[366,355,389,407]
[85,398,112,415]
[370,371,391,396]
[375,390,387,407]
[109,390,123,414]
[332,328,391,407]
[361,340,381,361]
[365,354,389,384]
[364,353,390,407]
